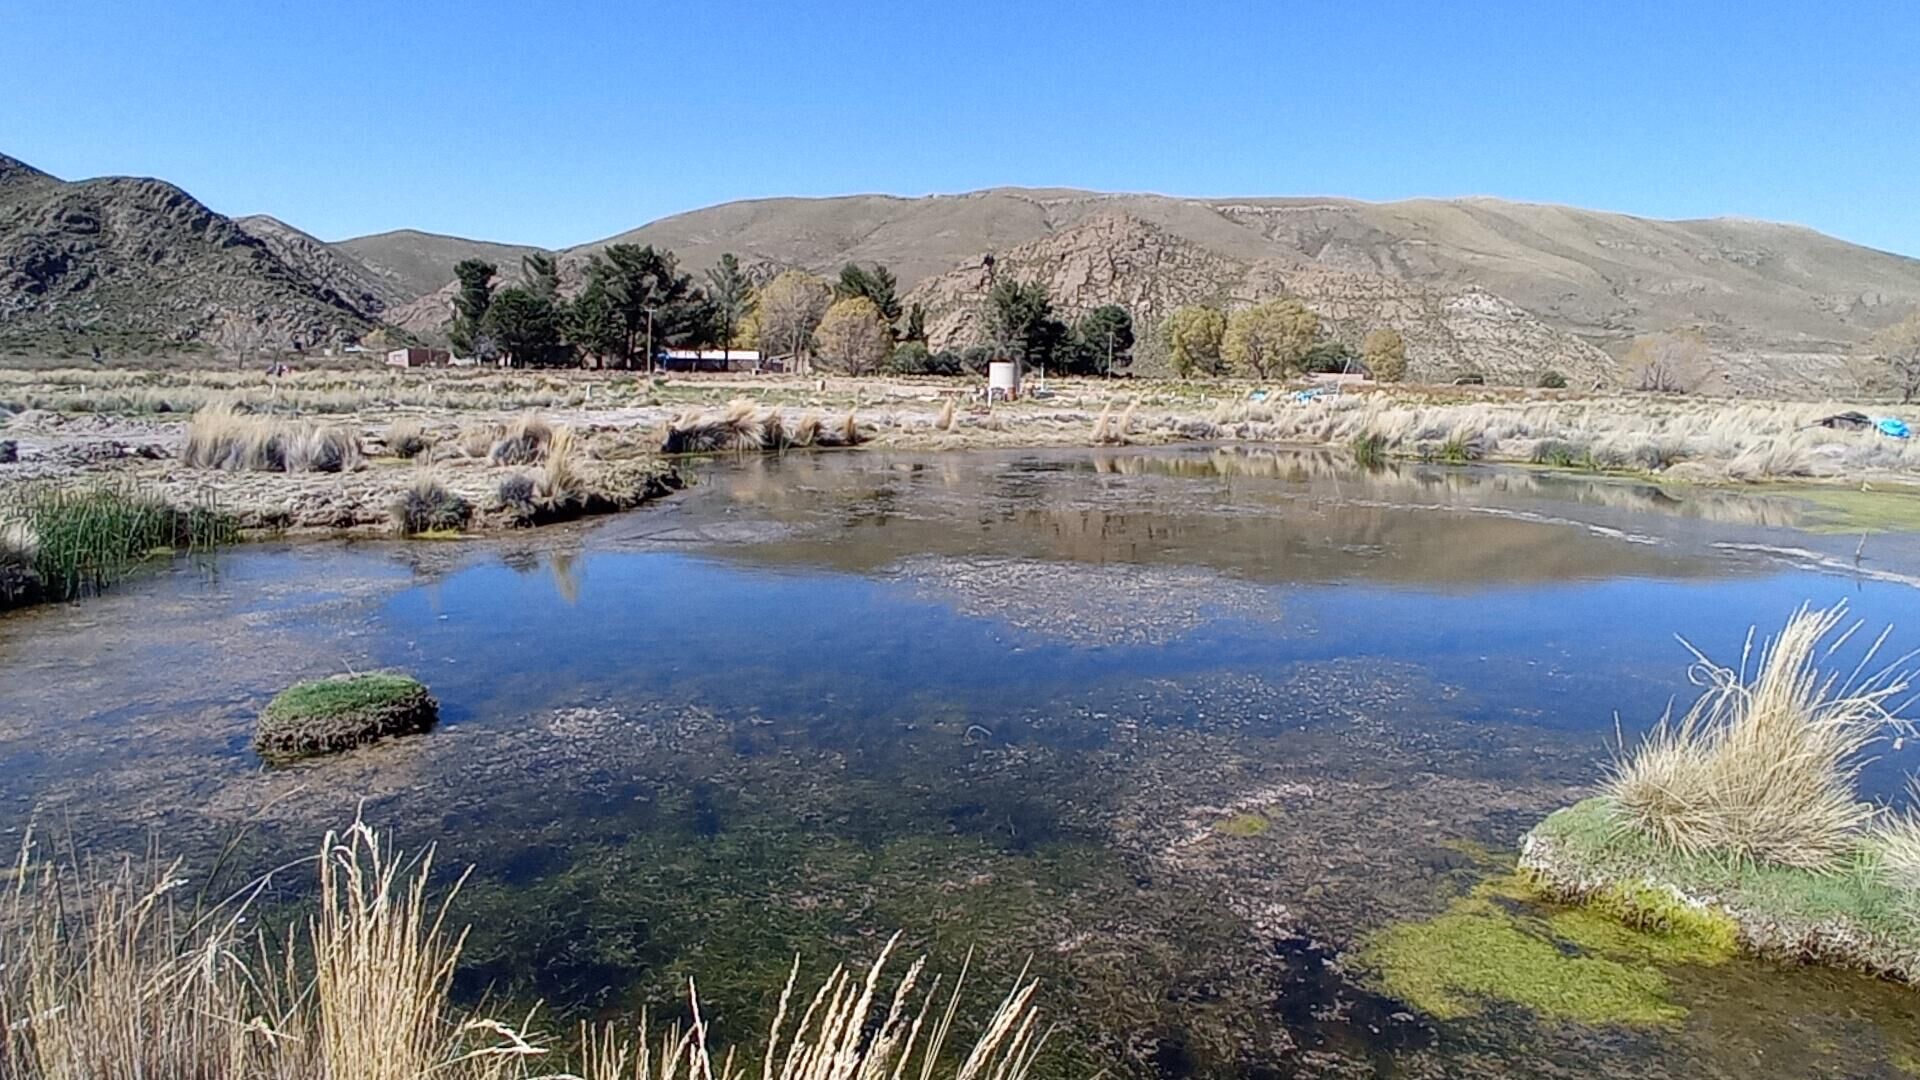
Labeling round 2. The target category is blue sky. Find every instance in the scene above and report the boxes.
[3,2,1916,255]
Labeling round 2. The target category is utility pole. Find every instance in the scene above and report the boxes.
[645,308,655,375]
[1106,328,1115,379]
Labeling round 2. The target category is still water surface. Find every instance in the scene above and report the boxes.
[2,446,1918,1078]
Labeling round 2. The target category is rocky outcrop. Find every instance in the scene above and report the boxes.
[0,154,376,356]
[904,212,1614,385]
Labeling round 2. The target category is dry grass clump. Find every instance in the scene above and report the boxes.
[391,473,472,535]
[1605,602,1913,869]
[1878,778,1920,893]
[183,402,363,472]
[0,820,1052,1080]
[489,413,554,466]
[661,400,862,455]
[386,418,432,459]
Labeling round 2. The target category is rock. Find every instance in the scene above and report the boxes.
[0,440,15,464]
[254,672,439,762]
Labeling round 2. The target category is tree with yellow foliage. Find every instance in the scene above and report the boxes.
[1223,299,1319,378]
[814,296,893,376]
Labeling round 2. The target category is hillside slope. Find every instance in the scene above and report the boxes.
[905,213,1616,385]
[585,187,1920,386]
[0,154,375,355]
[333,229,546,302]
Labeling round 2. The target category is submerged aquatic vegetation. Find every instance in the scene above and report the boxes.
[1604,602,1912,869]
[0,820,1054,1080]
[0,481,233,603]
[1358,872,1730,1026]
[1523,797,1920,982]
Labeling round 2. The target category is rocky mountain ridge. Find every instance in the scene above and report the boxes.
[6,151,1919,394]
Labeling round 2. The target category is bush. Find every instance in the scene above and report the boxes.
[1530,439,1589,468]
[1301,342,1361,374]
[488,414,552,466]
[1538,370,1568,389]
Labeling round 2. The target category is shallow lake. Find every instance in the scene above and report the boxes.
[3,445,1919,1078]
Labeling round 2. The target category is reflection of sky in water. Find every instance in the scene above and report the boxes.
[372,545,1920,802]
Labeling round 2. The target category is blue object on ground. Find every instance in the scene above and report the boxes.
[1247,390,1269,402]
[1876,417,1911,439]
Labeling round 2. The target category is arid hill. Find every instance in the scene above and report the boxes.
[6,149,1919,392]
[591,187,1920,388]
[0,154,376,356]
[333,229,545,303]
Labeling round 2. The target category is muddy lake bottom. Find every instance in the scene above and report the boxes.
[4,445,1920,1078]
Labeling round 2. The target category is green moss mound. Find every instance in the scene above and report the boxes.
[1358,871,1735,1026]
[1522,797,1920,985]
[255,672,439,761]
[1215,811,1271,837]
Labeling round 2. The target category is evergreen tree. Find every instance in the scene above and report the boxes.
[705,253,755,350]
[583,244,704,368]
[1074,305,1134,375]
[449,259,497,356]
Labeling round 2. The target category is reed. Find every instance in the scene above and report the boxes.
[0,481,233,602]
[1605,602,1914,869]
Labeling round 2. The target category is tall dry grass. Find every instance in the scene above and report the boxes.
[183,402,364,472]
[1605,602,1914,869]
[1879,778,1920,893]
[0,822,1051,1080]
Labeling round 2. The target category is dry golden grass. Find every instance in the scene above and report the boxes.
[386,418,431,459]
[1605,602,1914,869]
[1879,778,1920,892]
[661,401,863,455]
[0,822,1053,1080]
[183,402,364,473]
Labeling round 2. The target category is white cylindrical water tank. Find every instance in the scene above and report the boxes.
[988,361,1021,399]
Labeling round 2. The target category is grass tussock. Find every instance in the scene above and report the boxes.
[390,473,472,536]
[489,413,553,466]
[661,400,863,455]
[183,402,364,472]
[0,821,1051,1080]
[0,482,233,603]
[1878,778,1920,893]
[1605,602,1914,869]
[386,418,432,459]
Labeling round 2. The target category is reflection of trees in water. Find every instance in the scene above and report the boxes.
[1093,446,1807,528]
[682,448,1742,587]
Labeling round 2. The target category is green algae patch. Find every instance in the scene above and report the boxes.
[1765,483,1920,534]
[1522,797,1920,985]
[255,672,438,761]
[1357,869,1733,1026]
[1215,811,1271,837]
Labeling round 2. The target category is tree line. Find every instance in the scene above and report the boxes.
[441,244,1419,384]
[1159,300,1406,382]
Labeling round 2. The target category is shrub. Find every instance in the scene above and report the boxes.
[495,472,538,520]
[1440,432,1485,464]
[1538,370,1569,389]
[389,474,471,535]
[1605,603,1911,869]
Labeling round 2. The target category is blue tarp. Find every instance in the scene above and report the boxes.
[1876,417,1911,439]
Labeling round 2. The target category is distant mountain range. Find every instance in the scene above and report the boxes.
[5,151,1919,393]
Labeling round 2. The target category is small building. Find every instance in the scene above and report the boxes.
[385,347,451,368]
[659,349,762,373]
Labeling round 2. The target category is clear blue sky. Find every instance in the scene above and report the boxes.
[4,2,1916,256]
